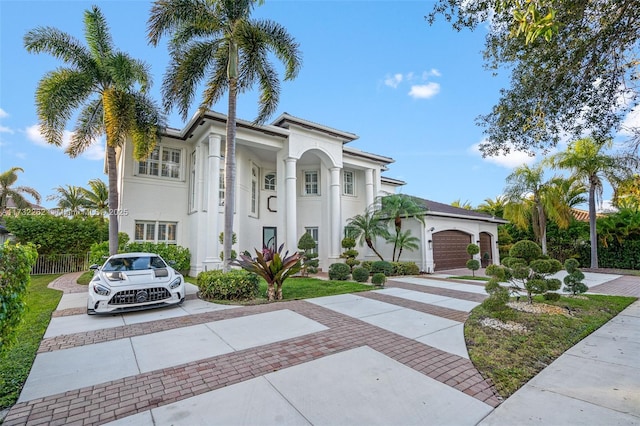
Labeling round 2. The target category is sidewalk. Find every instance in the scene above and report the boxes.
[3,272,639,425]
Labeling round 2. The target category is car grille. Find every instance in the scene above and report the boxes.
[109,287,171,305]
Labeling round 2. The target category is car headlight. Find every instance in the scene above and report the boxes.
[170,277,182,289]
[92,283,111,296]
[105,272,124,281]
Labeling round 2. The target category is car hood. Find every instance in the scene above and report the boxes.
[100,269,176,287]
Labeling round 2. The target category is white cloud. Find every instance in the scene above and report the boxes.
[0,125,14,134]
[408,82,441,99]
[469,141,537,168]
[619,104,640,136]
[384,73,403,88]
[25,123,105,160]
[0,108,7,118]
[422,69,441,79]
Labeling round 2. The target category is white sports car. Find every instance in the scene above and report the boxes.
[87,252,185,315]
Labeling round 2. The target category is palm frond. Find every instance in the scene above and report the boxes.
[68,98,103,157]
[83,6,114,63]
[252,19,301,80]
[24,26,94,71]
[147,0,218,46]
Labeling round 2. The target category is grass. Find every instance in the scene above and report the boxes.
[0,275,62,410]
[76,270,93,285]
[448,275,490,281]
[185,276,372,304]
[465,294,637,398]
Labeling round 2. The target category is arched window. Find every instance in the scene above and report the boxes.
[264,172,276,191]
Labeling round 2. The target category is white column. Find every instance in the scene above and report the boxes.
[365,168,374,209]
[204,134,221,265]
[285,157,297,251]
[330,167,342,261]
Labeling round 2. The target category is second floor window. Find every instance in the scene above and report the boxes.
[343,170,354,196]
[304,170,319,195]
[138,147,181,179]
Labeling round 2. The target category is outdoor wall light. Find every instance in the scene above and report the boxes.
[428,239,432,250]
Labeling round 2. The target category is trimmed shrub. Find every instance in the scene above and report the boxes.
[392,262,419,276]
[543,292,561,301]
[352,267,370,283]
[466,259,481,277]
[370,260,394,276]
[371,272,386,287]
[563,258,588,295]
[360,261,373,271]
[509,240,543,263]
[0,241,38,350]
[467,243,480,256]
[298,233,319,276]
[90,239,191,273]
[482,279,510,312]
[328,262,351,281]
[197,270,259,300]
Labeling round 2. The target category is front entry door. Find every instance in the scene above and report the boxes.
[263,227,277,251]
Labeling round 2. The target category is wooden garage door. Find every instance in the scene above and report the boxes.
[433,230,472,271]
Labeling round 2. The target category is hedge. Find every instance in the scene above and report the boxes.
[90,238,191,273]
[0,241,38,350]
[577,240,640,270]
[328,263,351,281]
[197,270,259,300]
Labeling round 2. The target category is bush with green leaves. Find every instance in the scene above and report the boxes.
[0,241,38,351]
[351,266,370,283]
[467,243,480,257]
[197,269,259,300]
[5,214,108,255]
[340,237,360,271]
[328,262,351,281]
[234,244,302,301]
[466,259,481,277]
[219,232,237,261]
[89,232,129,265]
[360,261,373,271]
[481,278,510,312]
[297,232,319,276]
[392,261,420,275]
[371,272,386,287]
[89,236,191,273]
[370,260,394,276]
[563,258,588,295]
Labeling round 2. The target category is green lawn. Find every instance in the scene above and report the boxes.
[448,275,490,281]
[465,294,637,398]
[0,274,62,410]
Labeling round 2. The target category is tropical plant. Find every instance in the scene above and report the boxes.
[81,178,108,219]
[386,229,419,262]
[47,185,88,215]
[378,194,426,259]
[476,195,507,218]
[346,208,389,260]
[503,164,579,255]
[148,0,302,271]
[613,175,640,208]
[0,167,41,211]
[234,244,302,301]
[24,6,164,255]
[547,138,639,267]
[451,199,473,210]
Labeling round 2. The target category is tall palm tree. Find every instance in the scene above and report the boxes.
[546,137,639,268]
[377,194,426,258]
[0,167,41,211]
[503,164,577,255]
[347,208,389,261]
[81,178,109,221]
[47,185,88,215]
[148,0,302,271]
[451,199,473,210]
[476,195,507,218]
[24,6,164,255]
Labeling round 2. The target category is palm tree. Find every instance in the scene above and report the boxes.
[451,199,473,210]
[24,6,164,255]
[387,229,420,262]
[476,195,507,218]
[347,209,389,261]
[47,185,88,215]
[546,137,639,268]
[377,194,426,258]
[82,178,109,220]
[0,167,41,211]
[148,0,302,271]
[503,164,577,255]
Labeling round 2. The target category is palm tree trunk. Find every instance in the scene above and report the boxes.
[366,238,384,260]
[223,77,238,272]
[538,204,547,255]
[588,182,598,268]
[106,145,119,255]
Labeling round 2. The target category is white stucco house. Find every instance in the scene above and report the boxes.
[116,111,505,276]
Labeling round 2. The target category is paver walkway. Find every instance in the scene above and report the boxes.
[5,274,500,425]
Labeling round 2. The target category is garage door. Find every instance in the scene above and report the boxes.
[433,230,472,271]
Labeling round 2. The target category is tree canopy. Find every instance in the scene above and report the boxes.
[428,0,640,156]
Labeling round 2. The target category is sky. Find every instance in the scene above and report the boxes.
[0,0,636,210]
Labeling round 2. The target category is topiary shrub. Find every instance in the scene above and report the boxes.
[360,261,373,271]
[370,260,394,276]
[371,272,386,287]
[504,241,563,303]
[543,292,561,301]
[467,243,480,257]
[328,262,351,281]
[466,259,481,277]
[298,232,319,276]
[563,258,588,295]
[352,266,370,283]
[509,240,543,264]
[197,269,259,301]
[481,279,510,312]
[392,262,420,275]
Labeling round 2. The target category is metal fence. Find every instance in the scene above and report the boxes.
[32,253,90,275]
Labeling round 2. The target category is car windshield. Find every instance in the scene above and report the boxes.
[102,256,166,271]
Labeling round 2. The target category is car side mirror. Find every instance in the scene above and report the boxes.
[89,264,100,271]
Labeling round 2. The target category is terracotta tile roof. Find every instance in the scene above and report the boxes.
[571,208,605,222]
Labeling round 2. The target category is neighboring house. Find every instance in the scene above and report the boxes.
[571,208,606,222]
[117,111,504,275]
